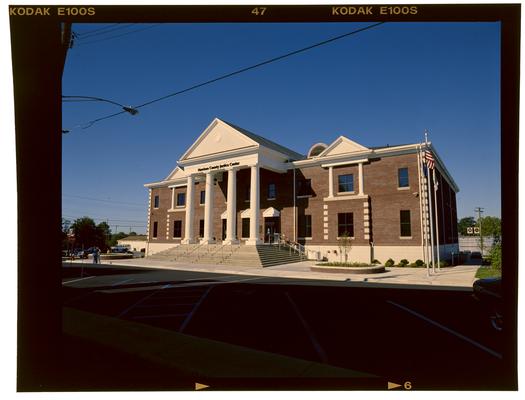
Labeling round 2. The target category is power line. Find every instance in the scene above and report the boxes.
[75,24,160,46]
[71,22,386,129]
[75,23,136,40]
[62,194,145,207]
[62,214,146,225]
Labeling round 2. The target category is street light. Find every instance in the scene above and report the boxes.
[62,95,139,134]
[62,95,139,115]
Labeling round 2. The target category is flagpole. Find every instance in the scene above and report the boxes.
[425,131,436,274]
[433,167,441,272]
[417,144,428,276]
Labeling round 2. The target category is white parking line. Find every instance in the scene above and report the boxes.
[179,287,213,333]
[111,278,134,287]
[285,292,328,363]
[386,300,502,359]
[62,276,95,285]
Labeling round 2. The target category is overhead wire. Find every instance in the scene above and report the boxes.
[62,194,145,207]
[68,22,386,130]
[75,24,160,46]
[74,23,136,40]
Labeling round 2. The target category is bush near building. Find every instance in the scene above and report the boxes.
[385,258,395,268]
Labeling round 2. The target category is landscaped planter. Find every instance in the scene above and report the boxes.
[311,265,385,274]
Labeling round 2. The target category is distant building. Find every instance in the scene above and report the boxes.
[117,235,147,252]
[144,118,459,264]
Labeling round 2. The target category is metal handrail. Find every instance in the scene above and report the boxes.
[220,243,241,263]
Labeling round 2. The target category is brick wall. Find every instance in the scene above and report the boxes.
[146,151,458,249]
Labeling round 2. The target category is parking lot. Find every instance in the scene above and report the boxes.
[61,263,510,390]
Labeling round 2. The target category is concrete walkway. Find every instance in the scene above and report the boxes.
[67,257,480,289]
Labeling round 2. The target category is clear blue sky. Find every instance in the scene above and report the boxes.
[62,22,501,234]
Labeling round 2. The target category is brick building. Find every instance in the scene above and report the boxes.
[144,118,459,264]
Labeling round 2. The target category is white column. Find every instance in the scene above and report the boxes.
[247,165,261,245]
[170,188,175,209]
[201,172,215,244]
[328,166,334,198]
[224,168,239,244]
[358,162,364,195]
[182,175,195,244]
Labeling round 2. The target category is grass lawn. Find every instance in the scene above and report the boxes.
[475,266,501,279]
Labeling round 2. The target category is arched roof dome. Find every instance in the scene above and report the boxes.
[307,143,328,158]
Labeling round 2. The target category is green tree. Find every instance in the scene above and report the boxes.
[477,216,501,242]
[71,217,98,249]
[458,217,476,235]
[96,221,112,251]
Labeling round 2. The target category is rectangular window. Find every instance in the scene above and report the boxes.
[173,220,182,238]
[400,210,411,237]
[337,213,354,237]
[199,220,204,237]
[153,195,159,208]
[398,168,409,188]
[152,221,158,238]
[299,215,312,238]
[338,174,354,193]
[267,183,276,200]
[176,192,186,206]
[297,179,312,196]
[200,190,205,205]
[242,218,250,238]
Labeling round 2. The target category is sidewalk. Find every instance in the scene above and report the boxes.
[67,257,480,290]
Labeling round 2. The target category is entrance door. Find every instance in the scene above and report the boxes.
[221,219,227,240]
[264,217,280,243]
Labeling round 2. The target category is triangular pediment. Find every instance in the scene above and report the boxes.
[319,136,369,157]
[165,166,186,181]
[179,118,259,161]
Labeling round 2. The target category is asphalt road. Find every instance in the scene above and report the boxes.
[61,263,512,391]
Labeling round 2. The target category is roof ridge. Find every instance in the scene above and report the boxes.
[220,119,304,160]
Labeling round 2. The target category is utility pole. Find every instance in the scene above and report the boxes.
[475,207,484,255]
[61,22,73,78]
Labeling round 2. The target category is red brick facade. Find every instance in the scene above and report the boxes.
[147,152,458,251]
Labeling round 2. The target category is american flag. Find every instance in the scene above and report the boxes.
[424,150,435,169]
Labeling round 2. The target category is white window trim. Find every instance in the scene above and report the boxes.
[267,197,276,201]
[296,194,312,199]
[298,237,313,241]
[397,186,410,190]
[336,236,355,240]
[337,190,356,195]
[399,236,413,240]
[168,208,186,212]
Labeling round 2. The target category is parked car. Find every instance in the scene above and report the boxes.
[74,249,88,259]
[473,277,502,331]
[111,246,132,254]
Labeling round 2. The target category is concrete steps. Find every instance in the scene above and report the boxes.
[148,243,305,267]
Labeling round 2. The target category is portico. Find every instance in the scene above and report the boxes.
[155,118,301,246]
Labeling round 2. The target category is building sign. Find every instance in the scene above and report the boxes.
[467,227,480,235]
[198,161,240,172]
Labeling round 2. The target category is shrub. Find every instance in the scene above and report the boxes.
[372,259,381,265]
[398,259,409,267]
[385,258,395,268]
[489,244,502,269]
[415,259,424,267]
[439,260,449,268]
